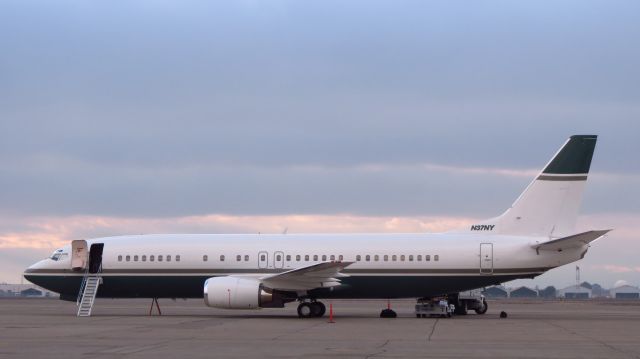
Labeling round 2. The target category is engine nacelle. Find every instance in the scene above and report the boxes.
[203,276,286,309]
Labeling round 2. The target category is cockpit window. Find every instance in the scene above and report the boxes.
[50,249,67,261]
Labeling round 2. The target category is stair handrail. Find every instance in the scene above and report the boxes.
[76,266,90,306]
[76,263,103,306]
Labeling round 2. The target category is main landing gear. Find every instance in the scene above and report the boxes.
[297,301,326,318]
[475,298,488,314]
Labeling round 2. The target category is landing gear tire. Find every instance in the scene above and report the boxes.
[297,303,312,318]
[298,301,326,318]
[310,302,326,317]
[454,304,468,315]
[380,309,397,318]
[475,300,488,315]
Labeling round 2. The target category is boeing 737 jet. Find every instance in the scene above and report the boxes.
[25,135,609,317]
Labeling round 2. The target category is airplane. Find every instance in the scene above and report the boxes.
[24,135,609,317]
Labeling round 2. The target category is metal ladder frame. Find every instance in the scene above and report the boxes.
[76,264,102,317]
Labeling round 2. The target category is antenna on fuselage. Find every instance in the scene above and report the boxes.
[283,227,288,235]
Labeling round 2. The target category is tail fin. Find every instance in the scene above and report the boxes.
[463,135,597,237]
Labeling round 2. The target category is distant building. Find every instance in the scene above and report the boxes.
[0,283,57,298]
[510,286,538,298]
[591,283,608,298]
[538,286,557,298]
[483,286,508,298]
[610,285,640,299]
[558,285,591,299]
[20,288,43,297]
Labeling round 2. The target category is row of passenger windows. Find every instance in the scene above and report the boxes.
[356,254,439,262]
[202,255,250,262]
[118,253,440,263]
[117,255,180,262]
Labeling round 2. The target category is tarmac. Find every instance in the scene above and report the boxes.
[1,298,640,358]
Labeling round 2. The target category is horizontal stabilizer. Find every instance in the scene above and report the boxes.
[533,230,611,251]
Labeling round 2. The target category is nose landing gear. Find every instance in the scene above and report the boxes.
[297,301,326,318]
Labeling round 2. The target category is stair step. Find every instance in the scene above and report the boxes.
[77,275,102,317]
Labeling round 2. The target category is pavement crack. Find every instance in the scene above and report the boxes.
[271,321,325,341]
[544,320,638,359]
[427,318,439,341]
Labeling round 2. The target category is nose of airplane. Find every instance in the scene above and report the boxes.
[23,259,52,290]
[24,259,47,274]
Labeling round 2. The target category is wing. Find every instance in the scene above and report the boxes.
[533,230,611,251]
[260,261,354,291]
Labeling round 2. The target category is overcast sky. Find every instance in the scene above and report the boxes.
[1,0,639,289]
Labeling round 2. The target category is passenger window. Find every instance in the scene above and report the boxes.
[417,255,422,261]
[392,255,397,261]
[126,255,130,262]
[409,255,414,261]
[322,255,327,261]
[296,255,301,261]
[158,255,163,262]
[400,255,405,261]
[203,255,208,262]
[356,255,361,261]
[374,255,379,261]
[175,255,180,262]
[434,255,439,261]
[219,255,224,261]
[236,255,241,262]
[134,255,139,262]
[142,255,147,262]
[338,255,343,261]
[384,255,388,261]
[150,255,155,262]
[167,255,171,262]
[286,255,291,261]
[244,255,249,261]
[118,255,122,262]
[365,255,370,261]
[305,255,309,261]
[330,255,335,261]
[313,255,318,261]
[277,254,282,261]
[426,255,431,261]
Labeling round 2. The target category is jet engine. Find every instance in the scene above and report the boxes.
[203,276,289,309]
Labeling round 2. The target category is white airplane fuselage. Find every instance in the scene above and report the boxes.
[25,232,585,300]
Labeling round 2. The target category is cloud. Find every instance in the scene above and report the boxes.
[595,265,636,273]
[2,152,640,219]
[0,214,478,249]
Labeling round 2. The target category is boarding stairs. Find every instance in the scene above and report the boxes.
[77,267,102,317]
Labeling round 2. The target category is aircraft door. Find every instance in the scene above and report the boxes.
[71,240,88,271]
[258,251,268,269]
[480,243,493,274]
[274,251,284,269]
[89,243,104,274]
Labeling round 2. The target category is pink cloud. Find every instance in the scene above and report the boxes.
[593,264,640,273]
[0,214,478,249]
[604,265,634,273]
